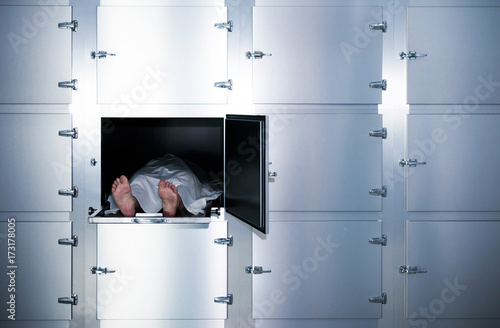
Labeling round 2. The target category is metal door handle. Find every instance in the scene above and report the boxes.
[246,266,271,274]
[132,218,166,224]
[399,159,427,167]
[399,265,427,274]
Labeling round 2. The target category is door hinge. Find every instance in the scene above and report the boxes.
[58,20,78,32]
[214,294,233,305]
[369,128,387,139]
[214,20,233,32]
[369,234,387,246]
[246,51,272,59]
[369,21,387,33]
[214,79,233,90]
[91,50,116,59]
[399,51,427,60]
[399,265,427,274]
[369,186,387,198]
[91,266,116,275]
[58,293,78,305]
[58,187,78,198]
[58,79,78,90]
[214,235,233,247]
[399,159,427,167]
[245,266,272,274]
[58,235,78,247]
[369,79,387,91]
[59,127,78,139]
[369,292,387,304]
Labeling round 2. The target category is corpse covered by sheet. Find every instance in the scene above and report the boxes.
[107,153,223,216]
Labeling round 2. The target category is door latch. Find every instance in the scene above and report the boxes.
[214,20,233,32]
[369,21,387,33]
[214,236,233,247]
[399,51,427,60]
[399,265,427,274]
[214,294,233,305]
[58,235,78,247]
[246,51,272,59]
[369,128,387,139]
[58,79,78,90]
[369,79,387,91]
[369,292,387,304]
[58,294,78,305]
[58,20,78,32]
[245,266,272,274]
[91,266,116,275]
[399,159,427,167]
[91,50,116,59]
[369,186,387,197]
[369,234,387,246]
[58,187,78,198]
[214,80,233,90]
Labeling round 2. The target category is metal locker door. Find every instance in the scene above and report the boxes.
[269,114,384,211]
[405,7,500,104]
[96,221,228,320]
[0,6,74,104]
[252,221,383,319]
[251,7,384,104]
[0,221,74,320]
[405,221,500,320]
[0,114,74,212]
[405,115,500,211]
[97,6,228,104]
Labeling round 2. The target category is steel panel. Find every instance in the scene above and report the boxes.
[0,6,72,104]
[0,114,73,212]
[406,221,500,319]
[252,7,383,104]
[406,7,500,104]
[253,221,383,319]
[269,114,383,211]
[406,115,500,211]
[97,6,228,104]
[0,221,72,320]
[97,221,227,319]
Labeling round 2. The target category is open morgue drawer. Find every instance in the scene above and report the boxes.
[89,115,269,233]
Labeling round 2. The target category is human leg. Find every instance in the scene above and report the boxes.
[111,175,141,217]
[158,179,182,217]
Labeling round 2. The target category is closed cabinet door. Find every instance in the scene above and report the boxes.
[97,6,229,104]
[405,114,500,212]
[251,7,384,104]
[269,114,384,211]
[0,6,73,104]
[0,221,73,321]
[96,221,227,320]
[252,221,383,321]
[404,221,500,321]
[0,114,74,212]
[405,7,500,105]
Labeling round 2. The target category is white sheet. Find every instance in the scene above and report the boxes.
[108,154,222,215]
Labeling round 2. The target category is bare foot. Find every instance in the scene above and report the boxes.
[158,179,180,217]
[111,175,138,217]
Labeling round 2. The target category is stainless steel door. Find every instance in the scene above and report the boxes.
[0,114,74,212]
[405,221,500,319]
[0,221,73,320]
[405,114,500,211]
[97,6,228,104]
[251,7,384,104]
[96,221,228,320]
[269,114,384,211]
[405,7,500,104]
[252,221,383,319]
[0,5,73,103]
